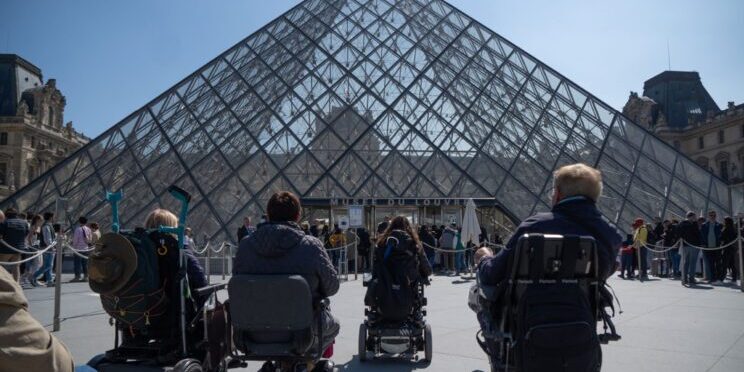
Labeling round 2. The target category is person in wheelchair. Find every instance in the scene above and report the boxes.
[360,216,433,361]
[366,215,432,318]
[474,164,623,371]
[232,191,340,371]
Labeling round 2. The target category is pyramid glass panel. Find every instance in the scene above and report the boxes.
[2,0,740,242]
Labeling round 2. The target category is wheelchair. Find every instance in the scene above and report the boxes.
[225,274,335,372]
[475,234,616,372]
[359,276,432,363]
[87,283,229,372]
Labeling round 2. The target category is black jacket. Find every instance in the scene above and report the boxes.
[676,220,702,246]
[233,222,339,300]
[374,230,432,281]
[0,218,29,254]
[479,197,623,285]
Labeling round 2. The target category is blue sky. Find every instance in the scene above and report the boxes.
[2,0,743,138]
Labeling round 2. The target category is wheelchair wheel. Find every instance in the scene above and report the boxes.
[424,323,433,363]
[358,324,368,362]
[173,358,203,372]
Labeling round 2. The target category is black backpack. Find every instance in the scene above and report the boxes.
[99,229,171,334]
[513,283,601,372]
[367,236,418,322]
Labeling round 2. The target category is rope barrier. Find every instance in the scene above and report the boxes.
[421,242,478,253]
[0,241,57,265]
[192,241,211,255]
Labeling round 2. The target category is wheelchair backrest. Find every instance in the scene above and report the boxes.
[228,274,314,332]
[510,234,598,281]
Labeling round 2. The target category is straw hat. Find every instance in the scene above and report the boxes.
[88,233,137,295]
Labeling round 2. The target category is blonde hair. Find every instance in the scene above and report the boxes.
[144,208,178,229]
[553,163,603,202]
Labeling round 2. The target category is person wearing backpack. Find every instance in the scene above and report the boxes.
[71,216,92,282]
[476,164,622,371]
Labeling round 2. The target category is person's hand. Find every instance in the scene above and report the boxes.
[474,246,493,266]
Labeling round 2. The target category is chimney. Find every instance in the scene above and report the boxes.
[728,101,736,110]
[47,78,56,88]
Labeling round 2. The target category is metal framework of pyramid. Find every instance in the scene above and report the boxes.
[2,0,740,243]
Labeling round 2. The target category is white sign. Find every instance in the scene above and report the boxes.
[348,205,364,227]
[338,216,350,230]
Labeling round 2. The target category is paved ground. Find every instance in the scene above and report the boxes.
[23,273,744,371]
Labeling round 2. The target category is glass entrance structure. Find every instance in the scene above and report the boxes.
[1,0,740,244]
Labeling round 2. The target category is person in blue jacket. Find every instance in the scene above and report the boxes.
[476,163,623,285]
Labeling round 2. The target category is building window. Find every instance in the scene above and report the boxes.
[698,136,704,149]
[0,132,7,146]
[719,130,725,144]
[31,136,36,149]
[0,163,6,185]
[48,107,54,126]
[720,160,730,181]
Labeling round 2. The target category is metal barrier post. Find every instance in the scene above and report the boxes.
[222,244,227,281]
[354,237,358,281]
[738,218,743,292]
[205,244,212,284]
[53,240,63,332]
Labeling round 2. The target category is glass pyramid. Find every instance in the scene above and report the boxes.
[2,0,740,243]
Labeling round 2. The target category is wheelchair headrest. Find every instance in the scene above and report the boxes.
[512,234,598,280]
[228,274,314,331]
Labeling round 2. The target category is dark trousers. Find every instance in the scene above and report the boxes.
[620,253,634,277]
[723,247,739,280]
[703,250,722,281]
[74,253,88,277]
[638,246,648,277]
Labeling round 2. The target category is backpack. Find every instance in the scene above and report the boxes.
[513,283,601,372]
[98,228,171,334]
[366,236,418,322]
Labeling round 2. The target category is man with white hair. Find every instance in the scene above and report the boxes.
[476,163,622,284]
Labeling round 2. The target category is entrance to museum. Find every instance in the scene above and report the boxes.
[301,198,517,242]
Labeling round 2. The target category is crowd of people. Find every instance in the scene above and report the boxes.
[0,210,103,289]
[235,214,505,278]
[620,211,741,287]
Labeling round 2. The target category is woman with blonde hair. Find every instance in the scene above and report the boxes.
[143,208,207,290]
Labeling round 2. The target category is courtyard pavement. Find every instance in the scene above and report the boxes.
[23,273,744,372]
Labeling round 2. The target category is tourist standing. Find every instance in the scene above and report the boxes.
[439,224,457,274]
[356,227,371,272]
[0,208,30,282]
[419,225,437,269]
[89,223,101,246]
[329,225,346,268]
[33,213,56,287]
[619,235,634,279]
[71,217,92,282]
[663,219,681,278]
[700,210,722,283]
[678,211,703,286]
[237,217,255,242]
[23,215,43,287]
[720,217,738,283]
[632,218,649,280]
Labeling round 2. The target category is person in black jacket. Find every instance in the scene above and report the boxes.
[356,227,371,272]
[236,217,255,242]
[233,191,339,355]
[663,220,681,278]
[419,225,437,269]
[720,217,738,282]
[677,211,703,286]
[0,208,30,282]
[375,217,432,282]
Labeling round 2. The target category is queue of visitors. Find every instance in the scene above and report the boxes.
[619,209,742,287]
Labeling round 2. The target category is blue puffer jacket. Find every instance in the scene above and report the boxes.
[233,221,339,300]
[0,218,29,254]
[479,196,623,285]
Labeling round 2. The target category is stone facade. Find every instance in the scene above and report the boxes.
[624,70,744,195]
[0,54,88,200]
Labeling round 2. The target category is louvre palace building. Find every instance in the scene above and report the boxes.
[1,0,740,245]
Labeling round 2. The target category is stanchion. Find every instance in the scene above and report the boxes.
[205,243,212,284]
[738,218,744,292]
[52,240,63,332]
[222,244,227,281]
